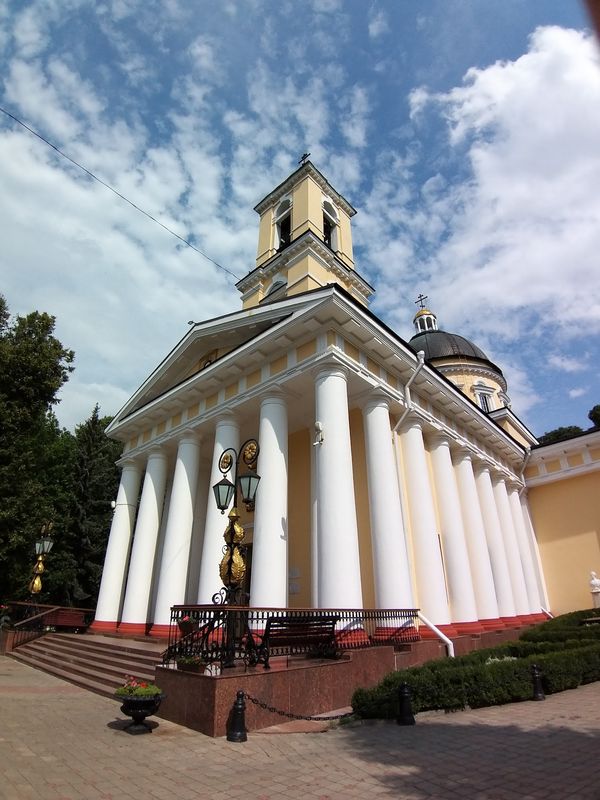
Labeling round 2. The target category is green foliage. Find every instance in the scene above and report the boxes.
[0,296,121,606]
[588,404,600,430]
[537,426,584,445]
[115,675,162,697]
[351,611,600,719]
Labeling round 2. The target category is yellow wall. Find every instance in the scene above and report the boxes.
[287,429,312,607]
[349,409,375,607]
[528,471,600,614]
[431,361,504,409]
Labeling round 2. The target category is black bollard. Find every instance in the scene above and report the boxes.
[531,663,545,701]
[397,682,416,725]
[227,690,248,742]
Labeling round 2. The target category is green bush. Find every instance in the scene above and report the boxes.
[351,610,600,720]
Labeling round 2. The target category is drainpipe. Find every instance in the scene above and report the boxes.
[394,351,425,433]
[417,611,455,658]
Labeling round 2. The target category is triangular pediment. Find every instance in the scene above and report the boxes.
[106,290,332,434]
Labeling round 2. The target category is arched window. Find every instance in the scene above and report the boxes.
[274,198,292,251]
[322,199,339,251]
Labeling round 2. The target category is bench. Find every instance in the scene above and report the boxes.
[248,615,340,670]
[44,609,89,631]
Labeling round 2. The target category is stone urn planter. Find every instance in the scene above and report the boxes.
[116,693,165,734]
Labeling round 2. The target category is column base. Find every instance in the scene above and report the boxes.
[479,617,507,631]
[454,621,487,635]
[89,619,119,634]
[516,614,540,625]
[148,624,171,638]
[501,616,523,627]
[117,622,149,636]
[530,612,550,623]
[419,623,460,639]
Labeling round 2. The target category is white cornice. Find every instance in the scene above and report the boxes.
[253,162,356,217]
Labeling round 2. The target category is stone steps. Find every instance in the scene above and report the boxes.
[9,632,167,698]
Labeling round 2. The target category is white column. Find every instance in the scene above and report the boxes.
[152,434,201,628]
[492,475,530,616]
[315,366,363,608]
[428,435,478,623]
[197,417,240,603]
[521,491,550,609]
[93,460,142,629]
[508,485,541,612]
[120,450,168,628]
[250,393,289,607]
[474,463,516,618]
[363,395,413,608]
[399,417,450,624]
[453,450,499,620]
[310,435,319,606]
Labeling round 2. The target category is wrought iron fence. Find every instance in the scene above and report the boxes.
[5,602,95,650]
[162,605,420,669]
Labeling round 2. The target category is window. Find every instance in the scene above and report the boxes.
[322,199,339,251]
[274,198,292,251]
[478,393,491,412]
[475,382,494,412]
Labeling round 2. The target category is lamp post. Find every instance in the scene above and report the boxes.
[28,522,54,595]
[212,439,260,606]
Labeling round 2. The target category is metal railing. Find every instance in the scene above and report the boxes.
[4,602,95,650]
[162,605,420,668]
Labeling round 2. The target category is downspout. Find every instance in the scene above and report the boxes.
[394,351,425,433]
[417,611,455,658]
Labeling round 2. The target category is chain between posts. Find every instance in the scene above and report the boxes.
[243,693,354,722]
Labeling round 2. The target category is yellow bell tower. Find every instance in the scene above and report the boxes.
[236,159,374,308]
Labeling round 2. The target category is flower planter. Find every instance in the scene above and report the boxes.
[178,621,198,636]
[177,661,204,673]
[116,694,164,734]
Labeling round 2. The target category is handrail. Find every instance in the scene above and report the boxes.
[417,611,455,658]
[541,607,554,619]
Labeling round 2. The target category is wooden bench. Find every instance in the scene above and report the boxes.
[44,608,89,631]
[249,615,340,670]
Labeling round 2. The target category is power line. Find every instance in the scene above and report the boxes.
[0,105,242,281]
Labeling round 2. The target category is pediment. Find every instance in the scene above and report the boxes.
[107,291,332,433]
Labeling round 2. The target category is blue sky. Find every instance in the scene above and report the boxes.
[1,0,599,438]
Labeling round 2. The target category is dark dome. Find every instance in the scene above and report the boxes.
[409,330,503,375]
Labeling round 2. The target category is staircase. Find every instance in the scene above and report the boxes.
[8,633,166,698]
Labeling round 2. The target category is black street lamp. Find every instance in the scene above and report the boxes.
[211,439,260,606]
[29,522,54,595]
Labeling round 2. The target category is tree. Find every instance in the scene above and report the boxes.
[45,406,122,605]
[0,295,75,599]
[588,405,600,430]
[537,426,584,446]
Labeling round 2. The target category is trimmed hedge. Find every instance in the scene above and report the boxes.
[351,610,600,719]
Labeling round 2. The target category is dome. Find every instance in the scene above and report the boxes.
[409,330,504,376]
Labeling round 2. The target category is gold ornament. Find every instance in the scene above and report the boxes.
[220,546,246,586]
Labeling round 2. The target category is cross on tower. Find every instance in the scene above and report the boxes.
[298,152,311,166]
[415,293,428,309]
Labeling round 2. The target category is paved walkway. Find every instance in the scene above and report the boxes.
[1,655,599,800]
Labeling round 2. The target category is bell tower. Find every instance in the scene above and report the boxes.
[236,160,374,309]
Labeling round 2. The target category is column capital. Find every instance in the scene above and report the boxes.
[396,410,426,433]
[426,430,454,450]
[312,362,349,383]
[362,390,390,415]
[174,428,202,448]
[116,455,143,470]
[258,388,287,407]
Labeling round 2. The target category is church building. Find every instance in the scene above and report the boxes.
[92,160,548,638]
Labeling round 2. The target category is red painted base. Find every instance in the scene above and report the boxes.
[531,612,550,622]
[336,628,371,647]
[419,624,460,639]
[89,619,118,634]
[117,622,148,636]
[479,617,507,631]
[454,621,487,635]
[148,624,171,638]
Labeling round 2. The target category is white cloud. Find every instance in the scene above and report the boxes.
[548,354,586,373]
[404,26,600,341]
[368,9,389,39]
[568,387,587,399]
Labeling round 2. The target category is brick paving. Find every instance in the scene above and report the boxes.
[1,654,599,800]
